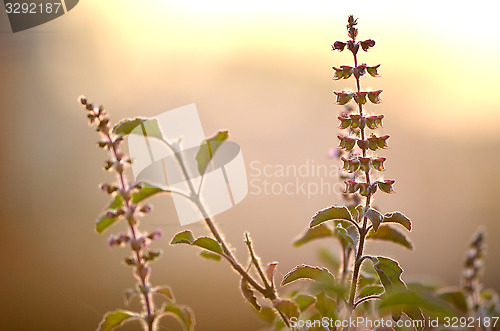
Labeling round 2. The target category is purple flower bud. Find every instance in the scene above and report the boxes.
[368,90,383,104]
[345,179,359,194]
[360,39,376,51]
[334,91,353,105]
[377,180,395,193]
[358,157,371,172]
[371,157,386,171]
[350,114,362,128]
[353,92,368,105]
[338,115,351,129]
[147,230,162,241]
[332,41,346,51]
[367,64,381,77]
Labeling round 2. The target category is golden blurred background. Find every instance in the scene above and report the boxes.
[1,1,499,330]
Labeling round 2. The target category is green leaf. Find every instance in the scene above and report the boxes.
[113,118,164,140]
[153,286,175,302]
[281,265,335,286]
[97,310,137,331]
[273,299,300,320]
[131,182,165,203]
[366,208,384,232]
[256,306,277,323]
[195,130,229,175]
[315,292,337,319]
[378,290,457,318]
[192,237,223,255]
[437,289,468,313]
[199,250,222,261]
[335,221,359,251]
[294,224,333,247]
[402,305,425,331]
[170,231,223,257]
[158,303,195,331]
[358,285,384,298]
[367,225,413,250]
[240,278,261,311]
[170,230,196,244]
[371,257,406,293]
[293,294,316,312]
[96,195,124,234]
[383,212,412,231]
[310,206,353,227]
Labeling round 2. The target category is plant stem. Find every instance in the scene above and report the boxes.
[347,50,374,312]
[171,151,270,295]
[97,111,155,331]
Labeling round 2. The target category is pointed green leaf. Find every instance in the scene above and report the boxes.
[196,130,229,175]
[171,231,223,257]
[96,195,124,234]
[335,221,359,251]
[315,292,337,319]
[199,250,222,261]
[97,310,137,331]
[367,225,413,250]
[153,286,175,302]
[281,265,335,286]
[310,206,352,227]
[403,305,425,331]
[294,224,333,247]
[113,118,164,140]
[383,212,412,231]
[293,294,316,312]
[192,237,223,255]
[131,182,165,203]
[378,290,457,318]
[273,299,300,320]
[437,289,468,313]
[256,306,277,323]
[158,303,195,331]
[170,230,196,244]
[366,208,384,232]
[357,285,384,299]
[371,257,406,293]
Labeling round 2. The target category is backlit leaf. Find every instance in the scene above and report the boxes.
[113,118,164,140]
[367,225,413,250]
[371,257,406,293]
[131,182,165,203]
[315,292,337,319]
[158,303,196,331]
[383,212,412,231]
[294,224,333,247]
[96,195,124,234]
[366,208,384,232]
[196,131,229,175]
[310,206,352,228]
[273,299,300,320]
[281,265,335,286]
[97,310,137,331]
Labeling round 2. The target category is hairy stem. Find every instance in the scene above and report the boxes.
[171,149,291,327]
[96,111,155,331]
[347,50,375,311]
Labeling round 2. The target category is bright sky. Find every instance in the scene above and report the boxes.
[86,0,500,132]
